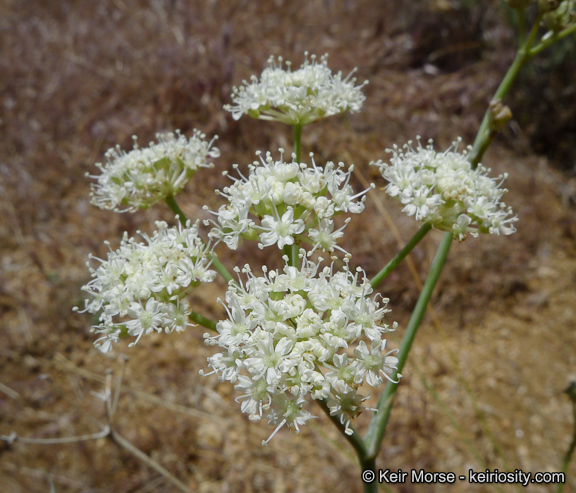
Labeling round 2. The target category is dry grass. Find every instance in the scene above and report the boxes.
[1,0,576,492]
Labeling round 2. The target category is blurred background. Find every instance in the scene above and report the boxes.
[1,0,576,491]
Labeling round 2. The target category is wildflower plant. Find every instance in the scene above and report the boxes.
[74,3,576,491]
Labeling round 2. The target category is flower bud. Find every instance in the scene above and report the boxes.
[542,0,576,31]
[539,0,560,13]
[489,100,513,133]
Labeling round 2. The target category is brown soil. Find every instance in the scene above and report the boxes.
[1,1,576,492]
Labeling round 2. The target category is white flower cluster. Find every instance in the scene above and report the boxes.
[224,53,368,125]
[202,256,399,443]
[76,220,216,353]
[205,150,371,255]
[89,130,220,212]
[373,138,518,240]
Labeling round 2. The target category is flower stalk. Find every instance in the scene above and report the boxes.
[316,399,369,462]
[364,231,453,459]
[188,310,217,332]
[293,123,302,163]
[166,194,187,224]
[166,195,234,285]
[469,12,544,167]
[371,223,432,289]
[530,22,576,56]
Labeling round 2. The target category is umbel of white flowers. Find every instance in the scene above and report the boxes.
[224,53,368,125]
[204,149,372,256]
[201,254,399,444]
[373,137,518,240]
[75,220,216,353]
[88,129,220,212]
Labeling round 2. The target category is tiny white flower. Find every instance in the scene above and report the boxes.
[125,298,164,343]
[308,218,350,256]
[263,395,315,445]
[235,375,271,420]
[354,340,400,386]
[259,207,305,249]
[324,353,358,394]
[327,390,370,436]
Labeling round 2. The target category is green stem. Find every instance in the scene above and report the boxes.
[316,400,376,493]
[210,256,235,285]
[166,195,188,224]
[469,51,527,167]
[370,223,432,289]
[283,243,299,268]
[364,231,453,459]
[293,124,303,163]
[316,399,369,462]
[362,457,378,493]
[468,12,544,168]
[165,196,234,285]
[530,23,576,57]
[517,7,526,46]
[188,310,217,332]
[525,12,546,51]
